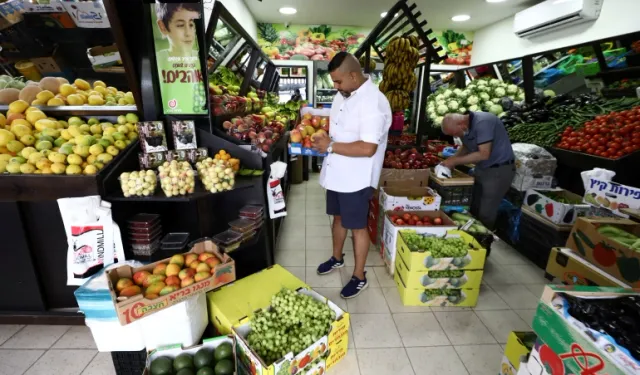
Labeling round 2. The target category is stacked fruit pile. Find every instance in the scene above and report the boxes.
[383,148,440,169]
[0,77,135,106]
[114,252,222,299]
[222,115,285,152]
[149,342,234,375]
[247,288,336,366]
[0,102,138,175]
[379,36,420,112]
[158,160,196,197]
[119,170,157,197]
[389,213,445,227]
[195,157,236,193]
[213,149,240,172]
[291,113,329,148]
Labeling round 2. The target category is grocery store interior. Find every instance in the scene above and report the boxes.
[1,0,640,374]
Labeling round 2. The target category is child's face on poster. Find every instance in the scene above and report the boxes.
[160,7,200,49]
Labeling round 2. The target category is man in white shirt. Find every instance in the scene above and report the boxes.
[312,52,392,299]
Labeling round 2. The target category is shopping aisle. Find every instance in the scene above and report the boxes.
[276,175,551,375]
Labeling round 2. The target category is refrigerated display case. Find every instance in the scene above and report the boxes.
[273,60,314,104]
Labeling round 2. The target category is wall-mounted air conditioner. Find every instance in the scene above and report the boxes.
[513,0,603,38]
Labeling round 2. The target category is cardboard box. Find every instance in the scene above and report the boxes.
[566,217,640,287]
[0,0,23,24]
[379,186,442,212]
[107,239,236,325]
[512,173,553,192]
[583,177,640,218]
[233,288,349,375]
[526,339,551,375]
[394,268,479,307]
[87,44,121,68]
[396,230,486,272]
[62,0,110,28]
[524,189,590,225]
[143,335,237,375]
[206,265,308,335]
[379,168,430,188]
[532,285,640,375]
[546,247,630,287]
[21,0,65,13]
[382,210,456,275]
[395,253,483,289]
[500,331,537,375]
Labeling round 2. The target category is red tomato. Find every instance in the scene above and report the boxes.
[411,214,420,222]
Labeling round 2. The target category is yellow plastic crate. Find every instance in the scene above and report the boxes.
[394,266,479,307]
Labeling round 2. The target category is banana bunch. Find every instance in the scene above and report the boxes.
[382,62,414,83]
[359,55,377,72]
[385,36,420,65]
[385,90,410,112]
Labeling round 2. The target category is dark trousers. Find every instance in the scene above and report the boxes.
[470,164,516,230]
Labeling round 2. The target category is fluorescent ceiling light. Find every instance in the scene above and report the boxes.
[279,7,297,15]
[486,0,507,3]
[451,14,471,22]
[381,12,398,18]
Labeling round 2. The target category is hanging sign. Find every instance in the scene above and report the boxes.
[150,1,208,115]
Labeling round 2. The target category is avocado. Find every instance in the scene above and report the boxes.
[214,342,233,361]
[150,356,173,375]
[177,369,196,375]
[215,359,234,375]
[196,367,215,375]
[194,348,215,369]
[174,353,194,372]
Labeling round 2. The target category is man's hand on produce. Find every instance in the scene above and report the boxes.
[442,157,456,170]
[312,132,330,153]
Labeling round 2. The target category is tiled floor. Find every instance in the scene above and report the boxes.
[0,174,550,375]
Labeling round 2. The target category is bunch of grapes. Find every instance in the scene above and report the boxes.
[247,288,336,365]
[402,231,469,257]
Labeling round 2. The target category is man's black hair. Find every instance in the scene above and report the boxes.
[328,52,350,73]
[155,2,200,30]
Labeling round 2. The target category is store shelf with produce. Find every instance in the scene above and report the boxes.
[0,105,138,116]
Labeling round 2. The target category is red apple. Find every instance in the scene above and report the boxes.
[402,213,411,221]
[433,218,443,225]
[416,221,423,226]
[411,214,420,222]
[408,219,416,225]
[395,219,405,226]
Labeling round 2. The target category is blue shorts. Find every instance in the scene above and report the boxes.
[326,187,374,229]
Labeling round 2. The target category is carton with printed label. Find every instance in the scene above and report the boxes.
[583,177,640,217]
[524,189,590,225]
[107,239,235,325]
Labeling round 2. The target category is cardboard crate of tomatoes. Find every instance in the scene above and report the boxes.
[383,148,440,170]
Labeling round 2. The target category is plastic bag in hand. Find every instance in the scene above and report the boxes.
[435,164,452,179]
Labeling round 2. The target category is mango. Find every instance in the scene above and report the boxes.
[0,160,6,173]
[195,263,211,274]
[74,79,91,90]
[73,145,90,158]
[181,276,195,288]
[159,285,178,296]
[93,80,106,88]
[198,253,214,262]
[20,134,35,146]
[35,90,54,102]
[195,272,210,282]
[119,285,141,297]
[178,268,196,280]
[145,281,166,296]
[152,263,168,276]
[5,162,22,174]
[133,270,151,286]
[9,100,29,114]
[41,128,60,139]
[58,144,73,155]
[79,124,91,134]
[25,110,46,125]
[67,116,84,127]
[35,158,51,171]
[19,163,36,174]
[27,151,44,165]
[34,119,57,132]
[51,162,66,174]
[89,124,102,135]
[83,165,98,175]
[169,254,185,267]
[35,140,52,151]
[0,113,5,127]
[165,275,180,287]
[20,147,36,159]
[125,113,139,123]
[66,164,82,175]
[184,254,198,267]
[0,129,15,147]
[142,274,165,288]
[165,263,181,277]
[116,278,134,292]
[189,260,201,270]
[106,145,119,156]
[66,94,84,105]
[89,144,104,156]
[47,98,65,106]
[66,154,83,165]
[88,95,105,106]
[96,153,113,164]
[6,140,25,153]
[114,140,127,150]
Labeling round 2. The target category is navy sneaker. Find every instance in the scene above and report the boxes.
[317,255,345,275]
[340,273,368,299]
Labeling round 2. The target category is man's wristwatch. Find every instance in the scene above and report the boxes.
[327,142,334,154]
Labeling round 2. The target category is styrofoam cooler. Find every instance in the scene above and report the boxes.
[85,318,145,352]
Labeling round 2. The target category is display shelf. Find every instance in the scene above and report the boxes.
[317,102,333,105]
[0,105,138,116]
[0,140,139,202]
[104,176,260,202]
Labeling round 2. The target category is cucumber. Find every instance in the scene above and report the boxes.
[452,213,473,221]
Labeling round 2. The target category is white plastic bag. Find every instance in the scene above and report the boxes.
[581,168,616,191]
[267,161,287,219]
[435,164,452,179]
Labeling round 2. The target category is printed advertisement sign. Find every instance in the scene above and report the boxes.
[150,2,207,115]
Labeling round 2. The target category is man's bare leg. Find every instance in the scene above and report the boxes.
[332,216,348,260]
[351,228,368,279]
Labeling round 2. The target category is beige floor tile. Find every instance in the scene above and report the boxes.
[433,312,496,345]
[350,314,402,349]
[524,283,551,298]
[356,348,415,375]
[283,266,306,283]
[305,267,342,288]
[25,349,96,375]
[277,233,306,251]
[275,249,305,267]
[382,287,432,314]
[491,284,540,310]
[81,352,116,375]
[2,325,70,349]
[306,200,326,210]
[481,259,520,287]
[345,287,389,313]
[455,344,504,375]
[306,236,333,251]
[327,350,360,375]
[313,287,347,311]
[0,349,44,375]
[343,249,382,267]
[406,346,470,375]
[0,325,23,346]
[507,265,548,285]
[373,266,395,287]
[53,326,97,349]
[305,226,332,237]
[514,309,537,327]
[475,310,531,344]
[305,249,332,266]
[306,214,330,226]
[393,312,450,347]
[490,241,532,266]
[472,284,510,311]
[339,267,380,288]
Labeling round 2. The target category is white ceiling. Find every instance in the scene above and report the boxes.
[244,0,541,31]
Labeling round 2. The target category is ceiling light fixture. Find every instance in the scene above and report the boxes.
[279,7,297,15]
[451,14,471,22]
[381,12,398,18]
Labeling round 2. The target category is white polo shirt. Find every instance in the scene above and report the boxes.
[319,77,392,193]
